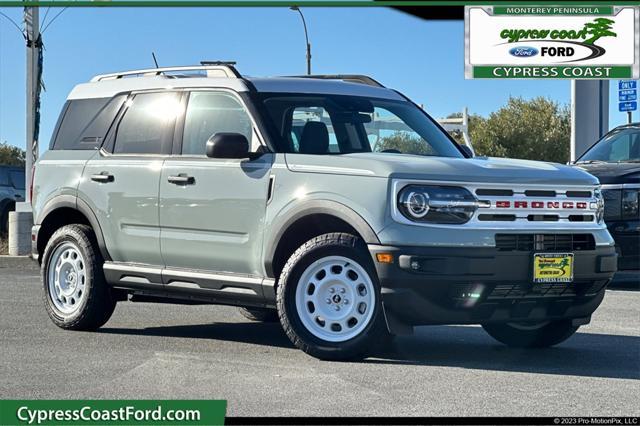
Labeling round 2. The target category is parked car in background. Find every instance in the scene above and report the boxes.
[0,166,25,234]
[575,123,640,285]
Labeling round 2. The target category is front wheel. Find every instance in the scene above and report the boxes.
[482,320,579,348]
[277,233,386,361]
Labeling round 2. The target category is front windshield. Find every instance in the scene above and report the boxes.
[578,128,640,163]
[254,93,464,158]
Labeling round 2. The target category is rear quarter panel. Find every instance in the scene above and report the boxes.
[32,150,95,224]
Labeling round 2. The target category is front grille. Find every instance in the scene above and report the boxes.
[448,280,608,303]
[486,280,607,299]
[495,234,596,251]
[602,189,622,220]
[471,186,597,224]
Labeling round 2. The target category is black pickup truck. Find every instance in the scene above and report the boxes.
[575,123,640,285]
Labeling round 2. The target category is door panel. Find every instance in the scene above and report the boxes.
[159,154,273,276]
[77,91,181,267]
[79,153,165,265]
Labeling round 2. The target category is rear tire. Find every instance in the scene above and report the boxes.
[277,233,386,361]
[238,307,279,322]
[482,320,579,348]
[42,224,116,331]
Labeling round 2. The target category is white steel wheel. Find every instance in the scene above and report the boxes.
[295,255,375,343]
[47,242,87,315]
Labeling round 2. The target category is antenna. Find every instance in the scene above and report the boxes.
[151,52,159,68]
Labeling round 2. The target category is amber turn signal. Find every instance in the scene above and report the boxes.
[376,253,393,264]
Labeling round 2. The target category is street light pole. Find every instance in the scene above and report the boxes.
[290,6,311,75]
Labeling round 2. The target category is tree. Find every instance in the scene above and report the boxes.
[446,112,486,148]
[584,18,616,45]
[0,142,26,167]
[373,131,434,155]
[469,97,571,163]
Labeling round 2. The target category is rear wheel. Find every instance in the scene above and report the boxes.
[277,233,386,360]
[482,320,579,348]
[42,224,116,330]
[238,307,279,322]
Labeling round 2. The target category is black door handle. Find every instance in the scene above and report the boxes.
[167,174,195,185]
[91,172,114,183]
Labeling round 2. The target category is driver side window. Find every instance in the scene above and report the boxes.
[182,91,258,155]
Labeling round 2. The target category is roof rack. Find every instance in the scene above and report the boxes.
[90,62,241,82]
[287,74,385,88]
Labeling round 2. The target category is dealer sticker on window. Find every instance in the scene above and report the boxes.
[533,253,574,283]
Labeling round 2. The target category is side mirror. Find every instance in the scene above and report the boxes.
[206,133,250,159]
[459,144,474,158]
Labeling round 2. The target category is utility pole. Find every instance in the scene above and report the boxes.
[24,5,39,203]
[9,5,39,256]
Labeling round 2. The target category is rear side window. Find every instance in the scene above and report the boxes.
[113,92,180,155]
[52,96,125,150]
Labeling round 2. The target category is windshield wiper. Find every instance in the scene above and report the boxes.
[618,159,640,163]
[575,160,606,164]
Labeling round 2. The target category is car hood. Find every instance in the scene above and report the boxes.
[286,153,599,186]
[573,162,640,185]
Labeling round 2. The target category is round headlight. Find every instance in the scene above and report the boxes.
[397,185,477,224]
[406,191,429,218]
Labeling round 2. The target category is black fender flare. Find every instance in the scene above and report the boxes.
[37,195,111,261]
[263,200,380,277]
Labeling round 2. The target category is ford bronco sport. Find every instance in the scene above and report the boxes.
[32,63,617,360]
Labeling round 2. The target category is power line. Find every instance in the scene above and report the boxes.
[0,11,25,38]
[41,7,51,29]
[41,7,67,34]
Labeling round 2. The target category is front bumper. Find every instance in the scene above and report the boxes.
[368,244,617,329]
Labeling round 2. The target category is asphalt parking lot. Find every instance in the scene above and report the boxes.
[0,257,638,417]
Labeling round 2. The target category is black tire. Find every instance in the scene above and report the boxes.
[42,224,116,331]
[276,232,386,361]
[238,307,279,322]
[0,203,13,235]
[482,320,579,348]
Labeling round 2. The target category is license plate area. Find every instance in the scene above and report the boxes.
[533,253,574,283]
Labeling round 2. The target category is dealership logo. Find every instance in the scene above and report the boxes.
[500,18,617,62]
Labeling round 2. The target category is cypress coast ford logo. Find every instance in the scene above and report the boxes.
[465,6,639,80]
[501,18,617,63]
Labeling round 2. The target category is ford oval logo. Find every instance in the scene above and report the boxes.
[509,46,539,57]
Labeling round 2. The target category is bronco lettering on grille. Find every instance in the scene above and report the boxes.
[495,201,588,209]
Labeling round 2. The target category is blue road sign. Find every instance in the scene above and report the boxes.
[619,101,637,112]
[619,80,637,90]
[620,94,637,102]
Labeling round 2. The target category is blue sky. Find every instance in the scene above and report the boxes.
[0,6,636,150]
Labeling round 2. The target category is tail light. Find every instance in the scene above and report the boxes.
[29,165,36,203]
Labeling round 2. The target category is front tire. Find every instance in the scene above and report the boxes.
[277,233,386,361]
[42,224,116,331]
[482,320,579,348]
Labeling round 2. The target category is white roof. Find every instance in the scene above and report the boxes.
[67,76,250,100]
[68,74,403,101]
[247,77,403,100]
